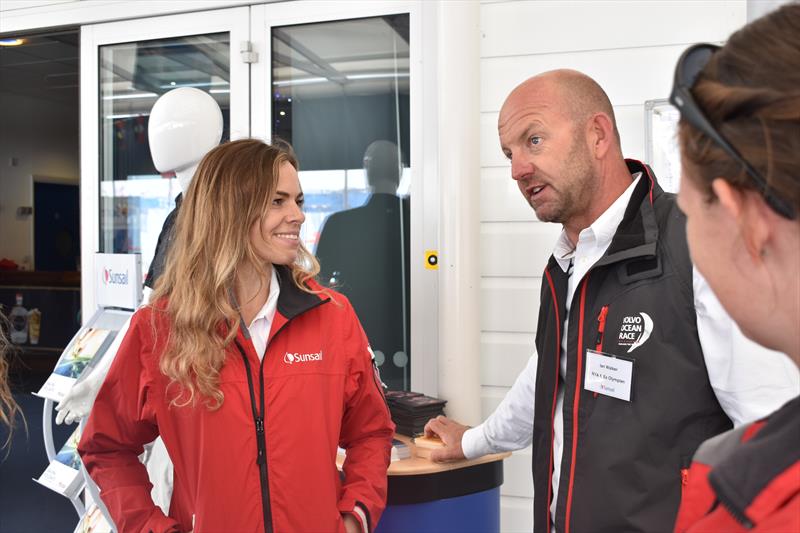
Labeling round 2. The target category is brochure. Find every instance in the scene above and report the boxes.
[35,426,84,498]
[37,327,115,402]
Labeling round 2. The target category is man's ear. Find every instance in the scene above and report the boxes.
[712,178,769,262]
[588,112,615,159]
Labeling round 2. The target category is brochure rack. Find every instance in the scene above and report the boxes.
[35,253,142,532]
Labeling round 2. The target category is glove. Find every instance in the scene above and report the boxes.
[55,311,133,425]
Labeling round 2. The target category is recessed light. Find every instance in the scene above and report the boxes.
[0,38,25,47]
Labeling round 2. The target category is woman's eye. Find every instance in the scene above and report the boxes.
[297,198,305,208]
[529,136,542,146]
[272,198,283,206]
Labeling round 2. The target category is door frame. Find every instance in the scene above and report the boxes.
[79,6,251,319]
[250,0,440,394]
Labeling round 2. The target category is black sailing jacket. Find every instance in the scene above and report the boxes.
[532,160,732,533]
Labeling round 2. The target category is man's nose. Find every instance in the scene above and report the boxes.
[511,154,535,182]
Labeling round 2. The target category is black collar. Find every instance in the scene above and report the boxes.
[274,265,329,320]
[546,159,664,273]
[594,159,663,268]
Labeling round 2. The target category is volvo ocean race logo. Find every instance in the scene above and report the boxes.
[617,312,653,353]
[283,350,323,364]
[102,268,129,286]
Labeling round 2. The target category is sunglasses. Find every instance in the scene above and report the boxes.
[670,43,796,220]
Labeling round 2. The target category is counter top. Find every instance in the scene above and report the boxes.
[337,433,511,476]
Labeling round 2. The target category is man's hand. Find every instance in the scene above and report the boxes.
[342,513,361,533]
[423,415,468,462]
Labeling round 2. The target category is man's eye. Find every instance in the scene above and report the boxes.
[529,136,542,146]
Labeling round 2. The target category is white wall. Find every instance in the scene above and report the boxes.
[478,1,747,530]
[0,92,79,266]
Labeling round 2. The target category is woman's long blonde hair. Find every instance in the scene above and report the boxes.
[150,139,319,409]
[1,315,23,452]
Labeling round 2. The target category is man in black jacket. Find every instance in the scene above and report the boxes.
[425,69,799,532]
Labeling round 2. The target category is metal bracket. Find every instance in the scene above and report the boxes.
[240,40,258,64]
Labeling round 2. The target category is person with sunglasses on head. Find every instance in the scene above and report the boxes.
[424,66,799,532]
[78,139,394,533]
[671,4,800,532]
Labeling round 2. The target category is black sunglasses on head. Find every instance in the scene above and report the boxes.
[670,43,796,220]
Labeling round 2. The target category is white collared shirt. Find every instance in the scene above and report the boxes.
[462,173,800,526]
[247,268,280,360]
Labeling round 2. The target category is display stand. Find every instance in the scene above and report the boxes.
[339,435,510,533]
[35,253,142,532]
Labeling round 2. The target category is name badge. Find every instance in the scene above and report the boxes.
[584,349,634,401]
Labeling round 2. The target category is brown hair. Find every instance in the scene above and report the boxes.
[150,139,320,409]
[1,315,23,452]
[678,3,800,212]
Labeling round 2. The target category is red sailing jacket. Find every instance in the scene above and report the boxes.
[79,266,395,533]
[674,396,800,533]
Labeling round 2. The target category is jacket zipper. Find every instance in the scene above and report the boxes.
[593,305,609,398]
[716,493,754,529]
[237,341,273,533]
[232,297,330,533]
[564,274,591,533]
[595,305,608,351]
[543,269,562,533]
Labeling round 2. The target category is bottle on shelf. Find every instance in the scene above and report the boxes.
[28,308,42,345]
[9,293,29,344]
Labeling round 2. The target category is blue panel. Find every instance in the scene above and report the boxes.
[376,487,500,533]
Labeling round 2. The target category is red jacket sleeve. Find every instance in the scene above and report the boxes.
[78,310,181,533]
[337,301,395,532]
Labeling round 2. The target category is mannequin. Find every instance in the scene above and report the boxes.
[55,87,223,512]
[315,140,410,390]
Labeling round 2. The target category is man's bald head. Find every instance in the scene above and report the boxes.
[500,69,620,147]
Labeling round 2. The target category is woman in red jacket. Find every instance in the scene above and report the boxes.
[79,139,394,533]
[671,4,799,532]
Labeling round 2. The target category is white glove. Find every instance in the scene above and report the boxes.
[55,288,151,425]
[55,316,129,425]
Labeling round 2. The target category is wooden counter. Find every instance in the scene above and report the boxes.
[337,433,511,476]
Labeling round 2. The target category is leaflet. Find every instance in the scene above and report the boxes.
[36,327,115,402]
[35,426,84,498]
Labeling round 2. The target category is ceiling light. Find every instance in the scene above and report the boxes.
[346,73,410,80]
[0,38,25,47]
[102,92,158,101]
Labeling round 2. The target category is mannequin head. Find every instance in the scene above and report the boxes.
[148,87,223,192]
[363,140,401,195]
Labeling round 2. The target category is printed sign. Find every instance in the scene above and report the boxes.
[94,253,142,310]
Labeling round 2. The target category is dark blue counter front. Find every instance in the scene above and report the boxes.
[377,455,506,533]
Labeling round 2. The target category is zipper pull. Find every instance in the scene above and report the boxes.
[256,416,265,435]
[681,468,689,486]
[595,305,609,349]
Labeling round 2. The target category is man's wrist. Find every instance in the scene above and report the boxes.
[460,424,488,459]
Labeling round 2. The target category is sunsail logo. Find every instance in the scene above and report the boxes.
[283,350,323,364]
[102,268,129,286]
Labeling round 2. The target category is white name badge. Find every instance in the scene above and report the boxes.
[584,349,634,401]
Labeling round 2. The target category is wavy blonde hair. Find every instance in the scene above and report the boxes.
[1,314,24,452]
[150,139,320,409]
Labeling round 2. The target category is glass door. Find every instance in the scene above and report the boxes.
[80,7,250,318]
[251,1,436,392]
